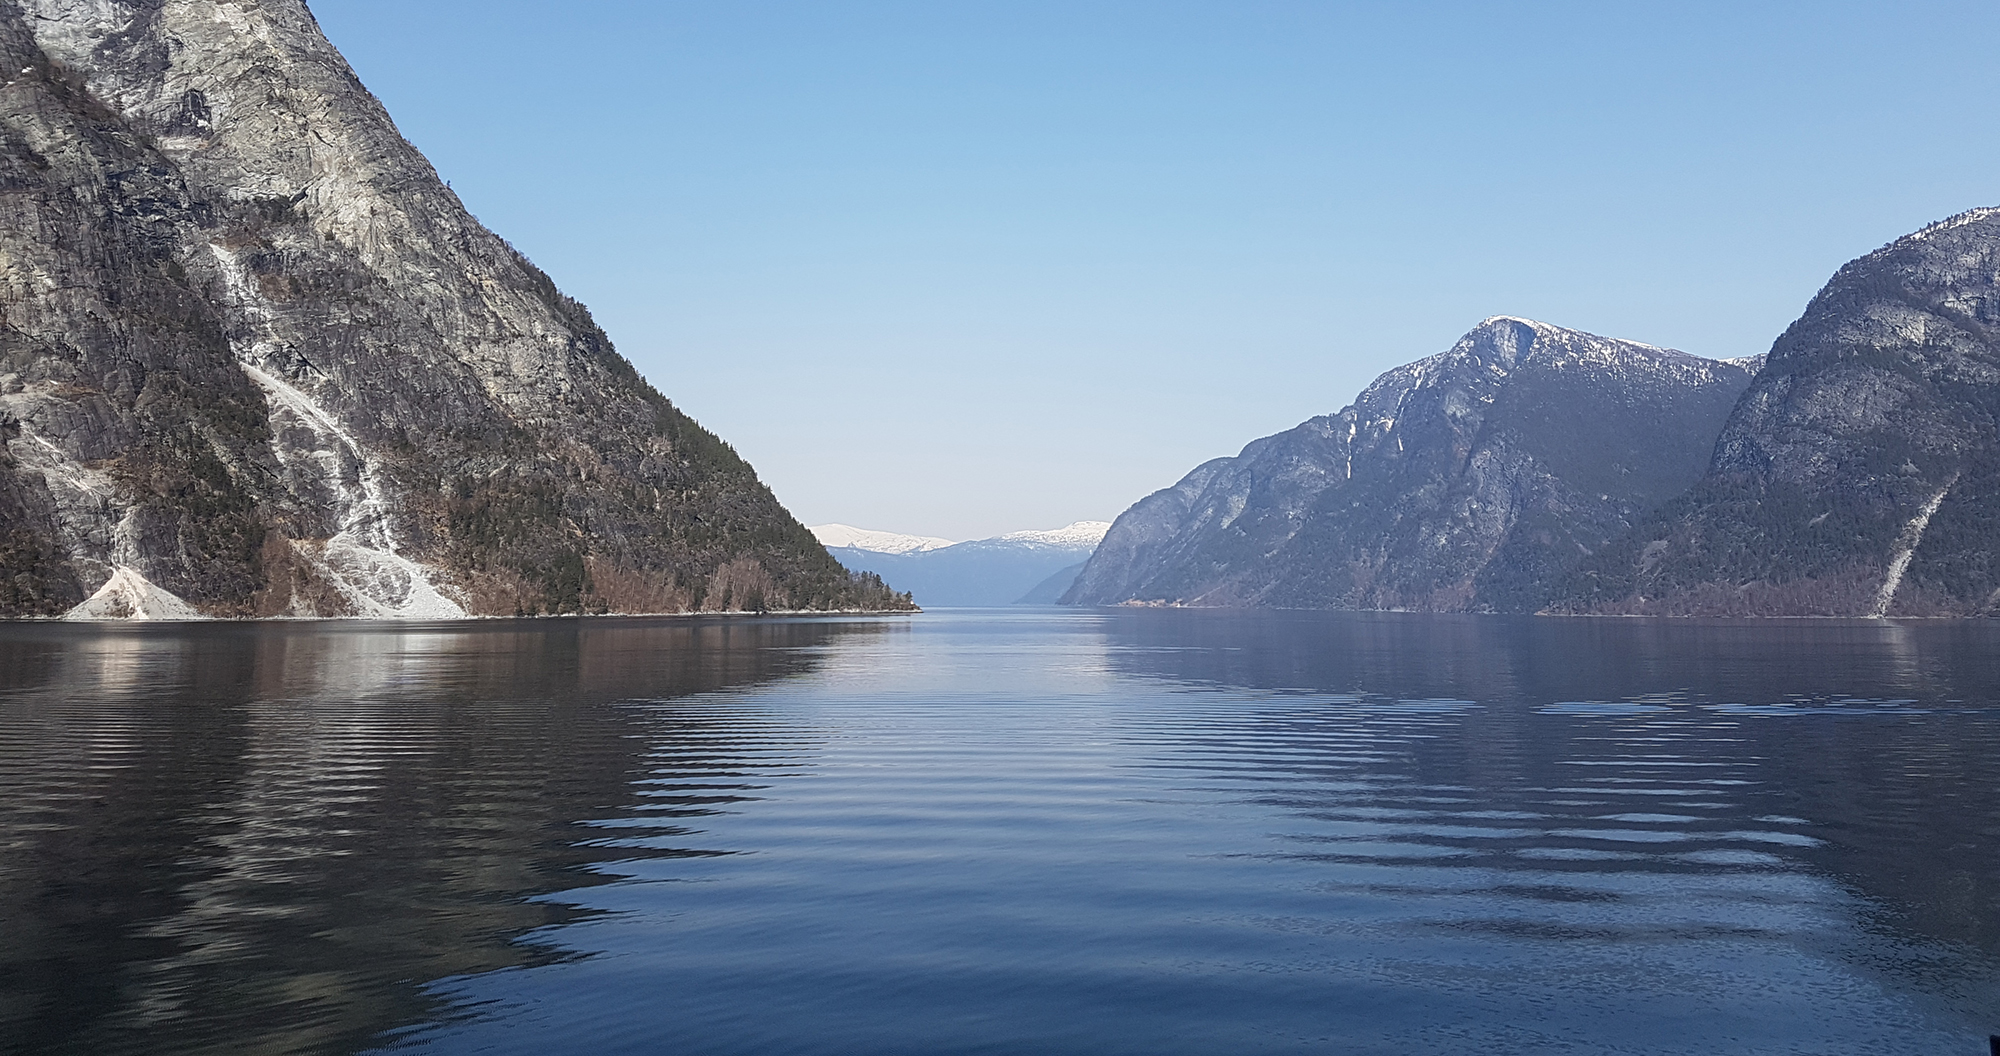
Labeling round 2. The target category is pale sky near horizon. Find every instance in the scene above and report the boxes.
[312,0,2000,541]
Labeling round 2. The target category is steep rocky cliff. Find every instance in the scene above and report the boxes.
[1556,207,2000,616]
[1064,318,1757,611]
[0,0,907,618]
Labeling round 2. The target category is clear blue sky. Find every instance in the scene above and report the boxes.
[311,0,2000,541]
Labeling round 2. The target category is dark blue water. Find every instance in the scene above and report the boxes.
[2,610,1997,1054]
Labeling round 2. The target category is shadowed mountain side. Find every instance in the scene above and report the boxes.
[1015,561,1088,605]
[1554,206,2000,617]
[1065,318,1758,612]
[0,0,906,618]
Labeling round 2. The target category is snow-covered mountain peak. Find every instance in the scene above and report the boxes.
[1905,205,2000,244]
[1476,314,1551,332]
[811,524,958,555]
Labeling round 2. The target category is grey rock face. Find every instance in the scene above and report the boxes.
[0,0,906,617]
[1064,318,1757,611]
[1558,207,2000,616]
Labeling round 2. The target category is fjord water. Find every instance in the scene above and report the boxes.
[2,612,1996,1055]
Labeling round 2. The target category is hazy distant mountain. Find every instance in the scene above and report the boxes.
[1064,318,1758,611]
[810,525,958,556]
[1556,206,2000,616]
[0,0,904,618]
[815,523,1110,606]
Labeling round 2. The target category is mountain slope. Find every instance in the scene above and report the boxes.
[1014,561,1089,605]
[0,0,906,617]
[817,522,1107,606]
[1556,207,2000,616]
[1065,318,1758,611]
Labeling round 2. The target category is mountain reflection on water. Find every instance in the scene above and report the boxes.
[2,610,1997,1055]
[1099,609,2000,956]
[0,618,860,1056]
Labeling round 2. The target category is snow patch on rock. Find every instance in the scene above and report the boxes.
[239,362,467,619]
[296,538,468,620]
[1873,477,1955,618]
[65,567,205,621]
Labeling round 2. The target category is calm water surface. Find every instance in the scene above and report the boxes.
[2,609,1997,1054]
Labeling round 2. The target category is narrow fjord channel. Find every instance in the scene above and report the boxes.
[2,611,1996,1055]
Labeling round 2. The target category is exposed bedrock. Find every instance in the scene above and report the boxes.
[1555,207,2000,616]
[1076,206,2000,618]
[0,0,908,618]
[1066,317,1759,612]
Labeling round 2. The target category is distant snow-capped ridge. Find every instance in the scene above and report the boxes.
[812,521,1111,556]
[810,524,958,555]
[813,520,1113,606]
[994,522,1112,549]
